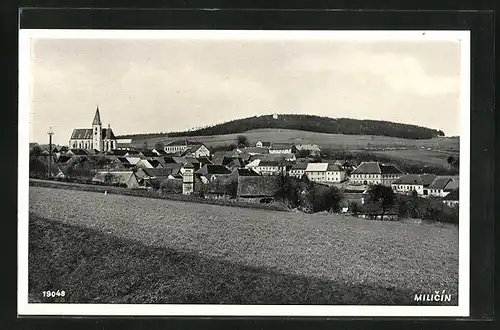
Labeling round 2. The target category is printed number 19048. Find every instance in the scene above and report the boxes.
[43,290,65,298]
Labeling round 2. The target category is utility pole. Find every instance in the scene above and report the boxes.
[47,127,54,178]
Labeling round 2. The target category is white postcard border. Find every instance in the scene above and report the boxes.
[18,29,471,317]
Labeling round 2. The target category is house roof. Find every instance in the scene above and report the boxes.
[92,107,102,125]
[258,160,280,167]
[68,149,88,156]
[196,157,212,165]
[443,179,459,191]
[305,163,329,172]
[183,162,195,169]
[56,155,72,163]
[443,188,459,201]
[295,144,320,150]
[234,168,260,176]
[351,162,381,174]
[246,159,261,168]
[138,168,173,178]
[327,163,343,171]
[139,150,159,158]
[241,147,270,154]
[429,177,452,189]
[392,174,437,186]
[196,164,231,176]
[165,139,198,147]
[116,157,131,164]
[60,146,69,152]
[379,164,403,174]
[184,144,207,154]
[291,162,308,170]
[125,157,142,165]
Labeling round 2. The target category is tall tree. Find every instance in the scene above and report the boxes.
[447,155,455,170]
[366,184,396,220]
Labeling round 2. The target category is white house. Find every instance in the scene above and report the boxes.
[164,139,196,154]
[269,143,293,154]
[304,162,346,183]
[289,161,308,178]
[391,174,437,196]
[349,162,403,186]
[253,160,286,176]
[183,144,211,158]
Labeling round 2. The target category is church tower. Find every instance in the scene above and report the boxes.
[92,106,103,151]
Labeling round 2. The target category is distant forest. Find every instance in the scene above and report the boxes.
[117,115,445,140]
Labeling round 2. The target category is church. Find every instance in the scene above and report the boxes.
[69,107,117,152]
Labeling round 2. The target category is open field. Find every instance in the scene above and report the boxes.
[29,186,459,305]
[371,149,460,168]
[131,128,459,152]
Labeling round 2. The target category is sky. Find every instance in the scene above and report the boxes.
[28,35,462,145]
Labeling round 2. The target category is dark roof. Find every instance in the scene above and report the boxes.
[183,162,195,169]
[69,149,88,156]
[138,168,173,178]
[70,128,116,140]
[92,107,101,125]
[116,157,131,164]
[109,149,128,156]
[60,146,69,152]
[148,159,162,168]
[235,168,260,176]
[291,162,308,170]
[139,150,158,158]
[392,174,437,186]
[327,163,343,171]
[351,162,381,174]
[379,164,403,175]
[444,179,459,191]
[258,160,280,167]
[443,188,459,201]
[196,157,212,165]
[196,164,231,176]
[429,177,451,189]
[165,139,193,147]
[242,147,270,154]
[56,155,72,163]
[258,141,271,147]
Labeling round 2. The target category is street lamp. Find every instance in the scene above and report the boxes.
[47,127,54,178]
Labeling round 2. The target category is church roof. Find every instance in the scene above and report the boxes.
[70,128,116,140]
[92,107,102,125]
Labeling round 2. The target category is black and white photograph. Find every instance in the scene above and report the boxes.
[18,29,470,317]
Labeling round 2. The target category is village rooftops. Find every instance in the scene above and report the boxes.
[109,149,128,156]
[428,177,452,190]
[139,150,159,158]
[351,161,402,175]
[258,160,281,167]
[233,168,260,176]
[196,164,232,175]
[392,174,437,186]
[240,147,270,154]
[165,139,198,147]
[291,162,308,170]
[68,149,88,156]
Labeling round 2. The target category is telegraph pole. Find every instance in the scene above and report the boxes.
[47,127,54,178]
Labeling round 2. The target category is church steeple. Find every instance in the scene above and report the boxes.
[92,106,102,125]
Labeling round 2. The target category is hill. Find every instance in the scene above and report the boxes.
[127,128,459,153]
[117,115,446,140]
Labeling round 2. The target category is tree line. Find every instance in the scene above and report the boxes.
[117,115,445,140]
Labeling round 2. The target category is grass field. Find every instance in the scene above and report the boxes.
[371,149,460,168]
[29,186,459,305]
[132,128,459,152]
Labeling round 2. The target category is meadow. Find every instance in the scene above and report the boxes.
[28,186,459,305]
[371,149,459,168]
[133,128,459,152]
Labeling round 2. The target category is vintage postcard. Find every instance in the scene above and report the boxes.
[18,29,470,317]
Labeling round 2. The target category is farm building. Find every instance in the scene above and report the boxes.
[289,161,308,178]
[391,174,437,196]
[182,144,211,158]
[237,175,282,203]
[350,162,403,186]
[196,164,232,183]
[252,159,286,176]
[304,162,346,183]
[115,138,133,150]
[93,170,141,188]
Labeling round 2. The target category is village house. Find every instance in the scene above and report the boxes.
[115,138,133,150]
[289,160,308,178]
[294,143,321,153]
[164,139,198,154]
[391,174,437,196]
[251,159,286,176]
[237,147,270,155]
[269,143,293,154]
[92,169,141,188]
[349,162,404,186]
[195,164,232,183]
[442,188,459,207]
[182,144,211,158]
[67,149,88,157]
[304,162,346,183]
[255,141,271,148]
